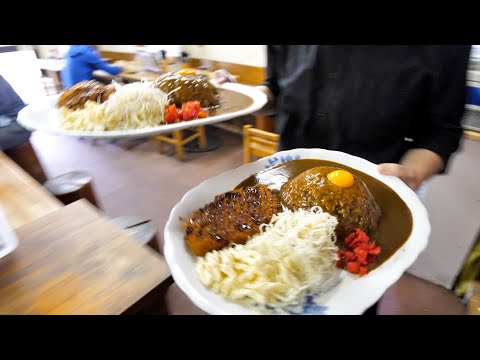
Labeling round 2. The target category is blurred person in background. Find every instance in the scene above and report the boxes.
[61,45,123,88]
[0,74,46,183]
[0,74,30,150]
[218,45,472,314]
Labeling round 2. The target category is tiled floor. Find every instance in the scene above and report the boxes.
[30,127,467,315]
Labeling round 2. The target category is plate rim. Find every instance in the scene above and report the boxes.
[163,148,431,315]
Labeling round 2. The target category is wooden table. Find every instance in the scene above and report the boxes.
[0,152,62,229]
[0,152,172,314]
[0,200,171,314]
[93,59,163,83]
[93,61,237,84]
[92,69,161,84]
[121,71,162,82]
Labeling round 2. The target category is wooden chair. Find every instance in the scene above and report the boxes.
[254,115,276,133]
[153,126,207,161]
[111,216,159,253]
[43,171,101,208]
[243,124,279,164]
[467,281,480,315]
[4,141,102,208]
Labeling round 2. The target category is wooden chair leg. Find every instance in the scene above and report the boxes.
[255,115,275,132]
[56,181,100,208]
[173,130,185,161]
[155,137,164,154]
[44,171,101,209]
[197,126,207,150]
[243,125,253,164]
[4,141,48,184]
[123,138,133,150]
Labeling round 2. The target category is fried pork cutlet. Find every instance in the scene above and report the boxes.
[184,184,280,256]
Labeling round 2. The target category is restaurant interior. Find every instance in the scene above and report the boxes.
[0,44,479,315]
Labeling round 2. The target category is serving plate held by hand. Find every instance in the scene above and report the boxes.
[164,148,431,315]
[16,82,267,139]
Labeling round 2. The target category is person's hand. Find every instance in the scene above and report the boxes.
[377,163,422,191]
[213,69,237,84]
[378,149,444,191]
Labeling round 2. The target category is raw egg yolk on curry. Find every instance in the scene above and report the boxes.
[327,170,355,188]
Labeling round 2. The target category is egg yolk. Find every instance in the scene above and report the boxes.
[327,170,355,188]
[177,69,197,76]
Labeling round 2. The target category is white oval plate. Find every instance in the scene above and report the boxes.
[164,148,431,315]
[16,83,267,139]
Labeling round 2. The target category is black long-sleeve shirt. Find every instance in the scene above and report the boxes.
[262,45,471,167]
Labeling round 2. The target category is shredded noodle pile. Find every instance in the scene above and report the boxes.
[59,82,169,131]
[195,207,340,312]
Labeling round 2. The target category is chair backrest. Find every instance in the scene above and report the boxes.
[243,125,280,163]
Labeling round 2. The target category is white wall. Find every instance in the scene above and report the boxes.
[98,45,138,53]
[183,45,266,67]
[0,50,45,103]
[34,45,64,59]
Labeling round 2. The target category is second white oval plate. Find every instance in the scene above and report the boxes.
[16,83,267,139]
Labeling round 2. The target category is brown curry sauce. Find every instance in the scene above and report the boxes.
[207,89,254,116]
[236,159,413,269]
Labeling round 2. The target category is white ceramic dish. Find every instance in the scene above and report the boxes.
[0,207,19,260]
[16,83,267,139]
[164,148,431,315]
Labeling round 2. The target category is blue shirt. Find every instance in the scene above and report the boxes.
[61,45,122,88]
